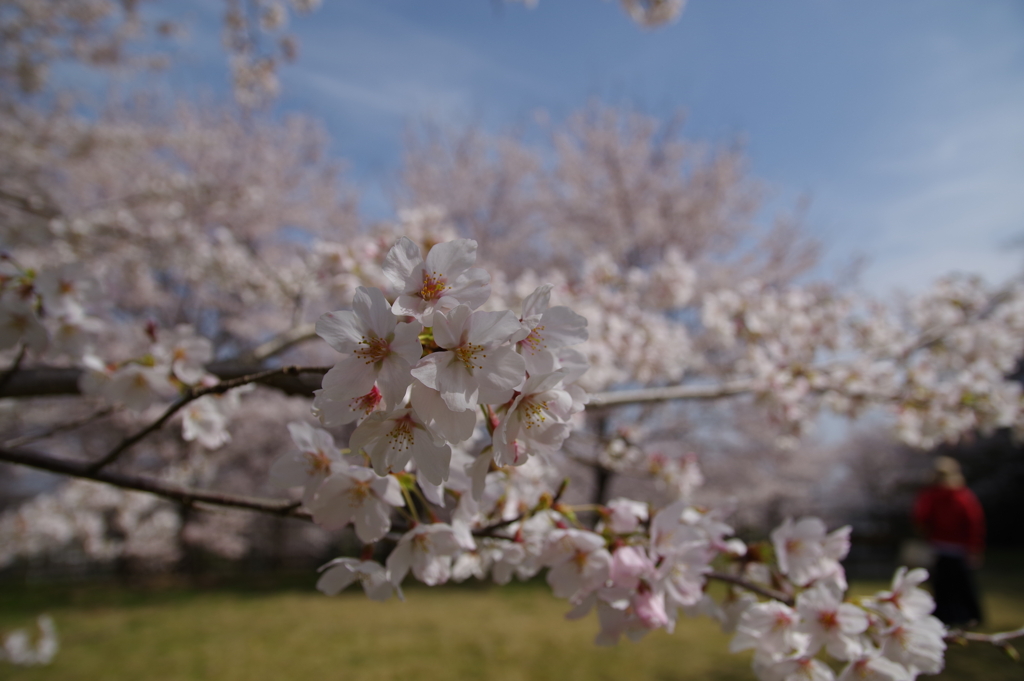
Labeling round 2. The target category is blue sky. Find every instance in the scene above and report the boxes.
[161,0,1024,293]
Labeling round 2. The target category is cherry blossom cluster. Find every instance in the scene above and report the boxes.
[702,274,1024,447]
[76,322,249,449]
[263,236,952,679]
[0,477,180,569]
[487,248,697,392]
[732,523,946,681]
[272,408,948,679]
[0,258,249,449]
[271,235,589,533]
[0,260,104,359]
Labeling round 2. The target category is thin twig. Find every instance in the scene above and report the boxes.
[946,626,1024,644]
[3,405,116,448]
[706,570,795,607]
[245,323,317,362]
[86,365,330,473]
[0,446,312,520]
[588,379,757,408]
[7,442,1024,647]
[473,478,570,537]
[0,343,27,392]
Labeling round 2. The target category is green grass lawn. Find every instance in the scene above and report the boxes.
[1,563,1022,681]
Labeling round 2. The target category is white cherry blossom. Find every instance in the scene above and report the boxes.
[383,237,491,325]
[411,305,526,412]
[512,283,589,374]
[104,363,178,411]
[875,615,946,676]
[870,567,935,622]
[386,523,466,587]
[493,369,575,466]
[772,517,851,587]
[308,466,404,542]
[350,408,452,485]
[0,295,47,351]
[837,653,911,681]
[795,584,869,660]
[181,396,231,449]
[540,528,612,602]
[316,558,399,602]
[316,286,423,406]
[268,422,343,503]
[730,601,807,660]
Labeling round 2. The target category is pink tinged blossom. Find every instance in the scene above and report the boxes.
[0,296,47,351]
[650,501,704,557]
[603,498,649,534]
[181,396,231,449]
[771,517,851,587]
[78,354,113,397]
[873,567,935,621]
[540,528,612,601]
[574,597,662,647]
[650,501,731,560]
[488,541,527,585]
[591,600,650,646]
[658,543,714,614]
[316,558,400,602]
[608,546,656,591]
[35,263,94,315]
[710,593,757,634]
[493,369,574,466]
[157,325,213,385]
[409,380,478,444]
[451,538,528,585]
[837,654,912,681]
[795,585,869,660]
[386,523,464,587]
[383,237,491,325]
[308,466,404,543]
[876,615,946,675]
[411,305,526,412]
[730,601,807,660]
[268,422,343,504]
[104,363,177,411]
[315,286,422,407]
[753,655,837,681]
[632,586,670,630]
[350,408,452,485]
[312,382,384,427]
[512,284,589,374]
[49,308,104,359]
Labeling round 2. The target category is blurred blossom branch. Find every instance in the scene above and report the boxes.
[0,446,311,520]
[2,406,116,449]
[87,365,330,472]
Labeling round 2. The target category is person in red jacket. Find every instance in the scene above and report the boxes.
[913,456,985,627]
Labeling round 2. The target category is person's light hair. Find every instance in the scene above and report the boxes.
[933,455,965,488]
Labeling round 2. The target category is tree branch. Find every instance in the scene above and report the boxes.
[3,406,116,449]
[0,362,328,399]
[588,379,757,408]
[244,323,318,362]
[0,446,310,520]
[0,343,27,392]
[86,365,330,472]
[706,570,795,606]
[946,626,1024,645]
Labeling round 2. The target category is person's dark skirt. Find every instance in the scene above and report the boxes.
[932,554,983,626]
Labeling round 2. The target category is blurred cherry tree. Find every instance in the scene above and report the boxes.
[2,1,1023,677]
